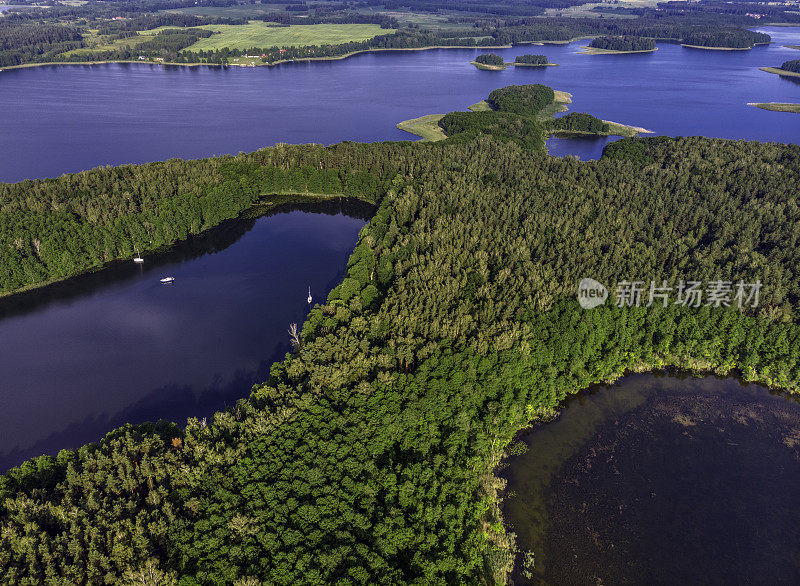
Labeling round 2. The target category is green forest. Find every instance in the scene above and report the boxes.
[546,112,609,133]
[473,53,504,66]
[2,128,800,584]
[781,59,800,73]
[0,0,785,68]
[589,36,656,52]
[436,84,616,148]
[514,54,548,65]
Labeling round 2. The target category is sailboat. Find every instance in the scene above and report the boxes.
[307,287,312,304]
[133,246,144,263]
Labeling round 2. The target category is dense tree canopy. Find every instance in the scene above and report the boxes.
[474,52,504,66]
[2,134,800,584]
[486,84,555,115]
[781,59,800,73]
[546,112,609,133]
[589,35,655,51]
[682,29,769,48]
[514,53,548,64]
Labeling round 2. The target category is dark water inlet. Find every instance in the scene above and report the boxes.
[501,373,800,585]
[0,198,373,472]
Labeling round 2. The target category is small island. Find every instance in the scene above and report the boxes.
[471,53,507,70]
[681,30,771,50]
[510,54,558,67]
[747,102,800,114]
[760,60,800,78]
[579,36,657,55]
[396,83,650,145]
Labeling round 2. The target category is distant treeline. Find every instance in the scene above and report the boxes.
[0,3,776,69]
[589,35,655,51]
[483,17,771,48]
[0,23,83,67]
[682,29,770,48]
[180,30,500,65]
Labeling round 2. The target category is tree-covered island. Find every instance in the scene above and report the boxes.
[511,53,557,66]
[397,84,649,146]
[580,35,657,54]
[471,52,507,70]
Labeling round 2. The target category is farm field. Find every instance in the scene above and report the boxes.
[184,22,393,51]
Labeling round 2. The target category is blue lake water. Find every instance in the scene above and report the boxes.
[0,26,798,182]
[0,27,798,470]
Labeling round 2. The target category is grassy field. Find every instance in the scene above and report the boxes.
[537,90,572,120]
[747,102,800,113]
[577,46,658,54]
[183,22,393,51]
[60,30,154,58]
[760,66,800,78]
[396,114,447,141]
[601,120,652,136]
[468,100,493,112]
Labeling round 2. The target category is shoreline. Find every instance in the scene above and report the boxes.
[0,44,514,73]
[396,89,650,143]
[395,114,447,141]
[681,43,756,51]
[491,361,799,584]
[0,191,352,301]
[508,62,559,67]
[747,102,800,113]
[471,60,506,70]
[760,66,800,78]
[577,46,657,55]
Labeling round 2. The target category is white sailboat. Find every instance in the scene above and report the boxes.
[133,246,144,263]
[307,287,312,304]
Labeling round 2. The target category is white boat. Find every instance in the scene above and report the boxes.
[307,287,312,304]
[160,277,175,284]
[133,246,144,263]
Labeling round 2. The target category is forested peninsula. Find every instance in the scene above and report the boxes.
[2,117,800,584]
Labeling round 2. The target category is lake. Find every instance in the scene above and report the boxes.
[0,27,798,470]
[0,27,797,182]
[501,374,800,585]
[0,199,371,470]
